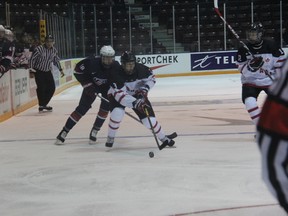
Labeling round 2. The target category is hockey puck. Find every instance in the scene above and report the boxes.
[149,151,154,158]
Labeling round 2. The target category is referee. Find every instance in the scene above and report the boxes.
[29,34,64,112]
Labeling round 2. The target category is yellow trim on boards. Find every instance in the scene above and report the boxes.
[0,81,79,123]
[156,70,238,78]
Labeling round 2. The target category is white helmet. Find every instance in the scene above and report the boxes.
[100,45,115,57]
[0,25,5,32]
[5,29,14,41]
[0,25,5,38]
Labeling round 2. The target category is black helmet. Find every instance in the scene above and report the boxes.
[121,51,136,64]
[121,51,136,75]
[247,22,264,44]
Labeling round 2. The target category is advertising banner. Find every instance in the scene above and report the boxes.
[190,51,237,72]
[0,71,12,116]
[135,51,238,75]
[136,53,191,75]
[11,69,30,109]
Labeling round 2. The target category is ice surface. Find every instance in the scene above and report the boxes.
[0,74,286,216]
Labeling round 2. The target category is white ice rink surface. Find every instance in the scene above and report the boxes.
[0,74,286,216]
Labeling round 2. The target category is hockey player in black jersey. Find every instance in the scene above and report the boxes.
[55,45,121,145]
[105,51,177,148]
[236,22,286,126]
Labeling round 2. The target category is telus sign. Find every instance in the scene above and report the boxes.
[191,51,237,71]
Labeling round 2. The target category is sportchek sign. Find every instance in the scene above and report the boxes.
[134,51,238,75]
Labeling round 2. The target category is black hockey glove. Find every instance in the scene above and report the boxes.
[135,85,149,98]
[248,56,264,72]
[83,83,97,98]
[132,98,150,113]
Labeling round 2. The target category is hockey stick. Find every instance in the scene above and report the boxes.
[144,107,167,150]
[214,0,247,50]
[214,0,273,81]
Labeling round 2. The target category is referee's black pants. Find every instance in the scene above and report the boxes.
[34,70,55,107]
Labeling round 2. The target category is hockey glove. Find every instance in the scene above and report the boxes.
[83,83,97,98]
[132,98,150,113]
[135,85,149,98]
[248,56,264,72]
[60,68,65,77]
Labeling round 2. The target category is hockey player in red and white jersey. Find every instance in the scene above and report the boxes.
[257,59,288,214]
[105,51,177,149]
[236,22,286,125]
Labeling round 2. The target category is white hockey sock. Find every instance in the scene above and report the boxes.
[244,97,261,125]
[141,117,166,141]
[108,107,125,138]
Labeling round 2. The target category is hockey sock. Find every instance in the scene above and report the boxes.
[107,107,125,138]
[245,97,260,124]
[93,108,109,130]
[65,110,83,131]
[141,117,166,141]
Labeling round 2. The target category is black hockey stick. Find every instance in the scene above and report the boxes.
[144,107,167,150]
[214,0,273,81]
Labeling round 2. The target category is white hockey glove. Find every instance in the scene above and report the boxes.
[248,56,264,72]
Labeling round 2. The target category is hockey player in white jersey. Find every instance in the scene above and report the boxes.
[236,22,286,125]
[105,51,177,149]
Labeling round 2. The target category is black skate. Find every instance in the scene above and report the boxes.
[55,129,68,145]
[166,132,177,147]
[167,132,177,140]
[89,127,98,144]
[105,137,114,148]
[163,138,175,147]
[39,106,53,112]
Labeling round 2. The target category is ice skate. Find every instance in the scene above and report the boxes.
[161,136,175,148]
[55,129,68,145]
[39,106,53,112]
[167,132,177,140]
[164,138,175,147]
[89,127,98,145]
[105,136,114,148]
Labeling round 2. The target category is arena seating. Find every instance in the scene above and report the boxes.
[0,0,287,56]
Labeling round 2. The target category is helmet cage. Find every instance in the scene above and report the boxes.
[100,45,115,68]
[121,51,136,74]
[247,23,264,44]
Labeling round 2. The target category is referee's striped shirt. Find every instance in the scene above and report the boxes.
[29,44,61,72]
